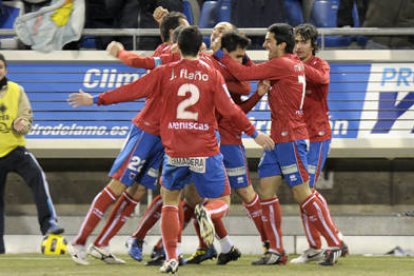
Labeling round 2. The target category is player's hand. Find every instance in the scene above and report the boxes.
[153,6,169,24]
[106,41,124,58]
[13,117,29,133]
[67,89,94,108]
[257,80,271,96]
[254,132,275,151]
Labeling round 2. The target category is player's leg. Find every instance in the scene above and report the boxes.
[14,147,63,235]
[128,193,164,263]
[0,165,7,254]
[282,140,342,265]
[68,125,144,264]
[89,131,164,263]
[143,185,192,266]
[252,148,286,265]
[87,184,144,264]
[292,140,328,263]
[159,157,190,274]
[222,144,267,249]
[192,154,241,265]
[211,195,242,265]
[185,184,219,264]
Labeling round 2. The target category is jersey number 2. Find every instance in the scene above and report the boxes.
[177,83,200,120]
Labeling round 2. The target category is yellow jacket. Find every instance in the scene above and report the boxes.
[0,80,33,157]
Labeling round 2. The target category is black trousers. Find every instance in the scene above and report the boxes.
[0,146,58,253]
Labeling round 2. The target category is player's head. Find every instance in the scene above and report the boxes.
[160,12,189,43]
[210,22,236,47]
[294,23,318,61]
[221,32,251,63]
[0,53,7,82]
[264,23,295,59]
[178,26,203,57]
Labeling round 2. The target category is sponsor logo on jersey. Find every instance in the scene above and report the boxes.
[168,121,209,131]
[168,157,206,173]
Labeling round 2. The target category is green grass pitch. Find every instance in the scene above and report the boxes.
[0,254,413,276]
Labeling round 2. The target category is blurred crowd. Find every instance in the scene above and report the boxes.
[1,0,414,50]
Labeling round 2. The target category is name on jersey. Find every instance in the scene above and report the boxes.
[168,121,209,131]
[170,69,209,81]
[168,157,206,173]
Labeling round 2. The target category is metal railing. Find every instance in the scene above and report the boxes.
[1,27,414,50]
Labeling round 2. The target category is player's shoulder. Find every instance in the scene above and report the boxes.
[308,56,330,68]
[274,54,300,66]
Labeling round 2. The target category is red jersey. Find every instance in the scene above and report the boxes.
[153,42,172,57]
[221,53,308,143]
[117,50,251,95]
[107,44,175,135]
[218,92,263,145]
[303,56,331,142]
[97,58,256,157]
[214,57,260,145]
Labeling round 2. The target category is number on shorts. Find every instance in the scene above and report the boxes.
[127,156,145,173]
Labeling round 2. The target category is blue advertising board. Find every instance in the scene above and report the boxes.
[6,62,414,139]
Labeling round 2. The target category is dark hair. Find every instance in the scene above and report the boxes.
[178,26,202,56]
[268,23,295,53]
[221,31,251,52]
[294,23,319,55]
[160,12,187,42]
[0,53,7,67]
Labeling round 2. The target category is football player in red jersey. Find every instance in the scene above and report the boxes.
[68,26,274,274]
[108,23,268,266]
[66,12,189,266]
[215,23,344,266]
[290,23,348,264]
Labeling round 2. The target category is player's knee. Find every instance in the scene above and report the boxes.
[236,186,255,203]
[291,182,312,204]
[126,184,147,201]
[107,179,127,196]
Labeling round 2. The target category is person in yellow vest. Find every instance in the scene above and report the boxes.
[0,53,64,254]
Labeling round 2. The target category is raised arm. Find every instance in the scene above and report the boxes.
[213,73,274,150]
[118,50,180,69]
[234,80,270,113]
[217,51,286,81]
[226,80,251,95]
[68,69,160,107]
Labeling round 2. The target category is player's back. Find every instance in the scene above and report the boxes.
[157,58,224,158]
